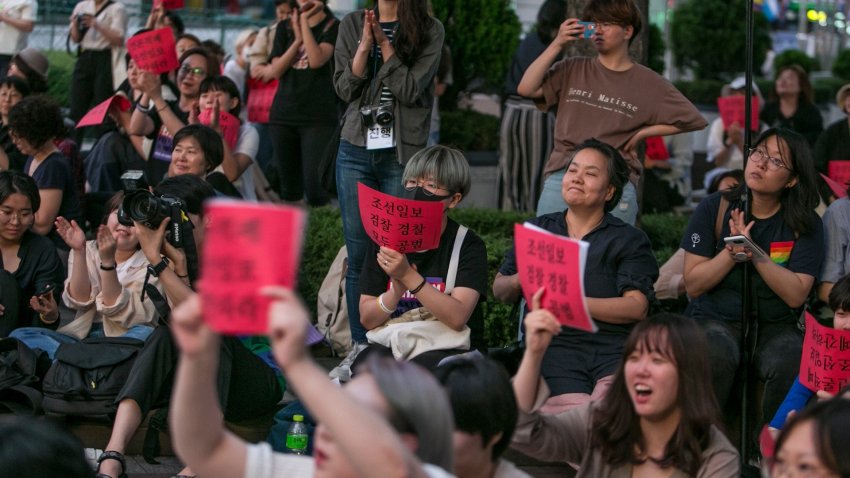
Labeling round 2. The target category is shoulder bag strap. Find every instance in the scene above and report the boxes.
[444,225,467,295]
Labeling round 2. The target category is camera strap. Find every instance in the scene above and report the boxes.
[140,219,200,327]
[66,0,115,55]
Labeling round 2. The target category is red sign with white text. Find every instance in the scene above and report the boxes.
[200,200,306,335]
[357,183,443,253]
[644,136,669,161]
[820,173,848,199]
[246,78,278,123]
[800,311,850,395]
[717,95,760,132]
[828,160,850,187]
[160,0,184,9]
[514,223,595,333]
[199,108,240,150]
[76,95,131,128]
[127,28,179,74]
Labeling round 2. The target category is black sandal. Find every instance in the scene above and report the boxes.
[96,450,128,478]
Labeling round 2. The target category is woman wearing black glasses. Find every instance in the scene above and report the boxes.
[129,47,219,183]
[680,127,823,442]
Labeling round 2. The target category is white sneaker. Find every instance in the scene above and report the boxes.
[328,342,367,382]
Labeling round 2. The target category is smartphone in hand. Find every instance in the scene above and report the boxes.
[578,21,596,38]
[723,235,767,259]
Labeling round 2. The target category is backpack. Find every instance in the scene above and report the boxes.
[41,336,144,417]
[0,338,51,415]
[315,246,351,357]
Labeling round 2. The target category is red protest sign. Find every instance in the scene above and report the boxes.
[200,200,306,335]
[514,223,595,333]
[828,160,850,187]
[800,311,850,395]
[820,173,848,199]
[127,28,179,74]
[199,108,240,150]
[76,95,131,128]
[357,183,442,253]
[246,78,278,123]
[717,95,759,132]
[160,0,184,9]
[644,136,669,161]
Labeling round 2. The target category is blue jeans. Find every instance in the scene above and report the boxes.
[335,139,405,343]
[536,171,639,225]
[10,323,155,360]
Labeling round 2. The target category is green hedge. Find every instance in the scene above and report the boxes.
[297,208,688,348]
[45,51,75,108]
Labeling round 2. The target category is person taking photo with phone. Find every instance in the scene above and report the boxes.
[680,127,823,444]
[518,0,706,224]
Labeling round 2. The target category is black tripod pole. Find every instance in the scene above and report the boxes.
[740,0,756,465]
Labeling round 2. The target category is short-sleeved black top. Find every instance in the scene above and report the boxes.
[24,151,83,249]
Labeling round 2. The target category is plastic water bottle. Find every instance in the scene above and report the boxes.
[286,414,308,455]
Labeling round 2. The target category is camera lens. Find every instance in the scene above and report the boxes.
[375,109,393,126]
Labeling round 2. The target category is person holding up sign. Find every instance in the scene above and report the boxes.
[494,138,658,414]
[332,0,445,380]
[341,145,487,376]
[512,307,739,476]
[681,128,823,440]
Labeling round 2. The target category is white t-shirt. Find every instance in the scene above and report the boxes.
[0,0,36,55]
[70,0,127,51]
[244,442,456,478]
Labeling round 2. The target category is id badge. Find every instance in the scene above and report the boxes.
[366,125,395,150]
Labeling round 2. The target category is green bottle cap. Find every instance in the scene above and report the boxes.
[293,414,304,422]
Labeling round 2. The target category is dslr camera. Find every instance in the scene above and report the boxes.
[76,13,91,37]
[360,102,394,127]
[117,171,191,248]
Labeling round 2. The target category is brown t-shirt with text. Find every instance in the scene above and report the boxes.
[538,57,707,176]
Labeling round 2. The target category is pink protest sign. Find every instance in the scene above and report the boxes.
[76,95,131,128]
[199,108,240,150]
[514,223,595,333]
[820,173,848,199]
[644,136,669,161]
[127,28,179,74]
[800,311,850,395]
[828,160,850,187]
[717,95,759,132]
[246,78,278,123]
[357,183,443,253]
[200,200,306,335]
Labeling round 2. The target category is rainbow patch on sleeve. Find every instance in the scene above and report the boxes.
[769,241,794,265]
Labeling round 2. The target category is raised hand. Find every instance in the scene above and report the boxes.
[171,293,219,356]
[262,287,310,372]
[55,216,86,251]
[96,224,118,266]
[523,288,561,355]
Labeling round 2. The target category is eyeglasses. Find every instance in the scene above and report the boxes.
[590,21,621,30]
[179,65,206,78]
[404,178,451,196]
[0,208,34,223]
[748,147,793,172]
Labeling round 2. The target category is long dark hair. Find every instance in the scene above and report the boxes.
[590,314,720,475]
[774,399,850,476]
[771,64,814,105]
[536,0,567,44]
[725,127,820,236]
[373,0,435,66]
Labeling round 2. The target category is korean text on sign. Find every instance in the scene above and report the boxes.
[127,28,180,74]
[801,311,850,395]
[357,183,442,253]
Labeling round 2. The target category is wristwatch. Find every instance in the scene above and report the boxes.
[147,257,170,277]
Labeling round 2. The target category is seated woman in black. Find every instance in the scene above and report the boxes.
[493,138,658,415]
[0,76,30,171]
[0,170,64,336]
[681,127,823,435]
[354,145,488,372]
[7,95,83,252]
[167,124,241,198]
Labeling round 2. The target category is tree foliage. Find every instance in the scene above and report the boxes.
[670,0,771,80]
[772,49,819,75]
[431,0,521,94]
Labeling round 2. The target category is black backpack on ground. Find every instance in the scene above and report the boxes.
[42,336,144,417]
[0,337,51,415]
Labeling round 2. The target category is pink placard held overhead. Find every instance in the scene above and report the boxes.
[717,95,759,132]
[159,0,184,9]
[820,173,849,199]
[199,108,240,150]
[514,223,595,333]
[76,95,131,128]
[800,311,850,395]
[127,28,179,74]
[200,200,306,335]
[357,183,443,253]
[828,160,850,187]
[246,78,278,123]
[644,136,669,161]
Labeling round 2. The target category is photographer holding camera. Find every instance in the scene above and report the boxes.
[68,0,127,142]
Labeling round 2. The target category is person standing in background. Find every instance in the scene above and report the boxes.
[0,0,36,79]
[68,0,127,142]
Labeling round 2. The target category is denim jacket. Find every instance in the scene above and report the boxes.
[333,10,444,164]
